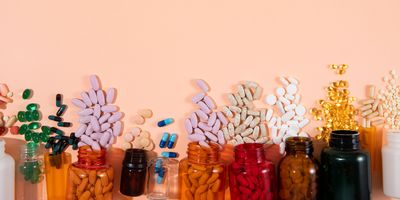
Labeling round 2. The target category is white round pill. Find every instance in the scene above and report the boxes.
[286,84,298,95]
[295,105,306,116]
[265,94,277,105]
[276,87,286,96]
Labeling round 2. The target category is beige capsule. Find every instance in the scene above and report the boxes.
[234,93,244,106]
[227,94,238,106]
[5,115,17,128]
[237,85,246,98]
[137,109,153,118]
[253,87,263,100]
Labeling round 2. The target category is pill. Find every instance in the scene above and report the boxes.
[0,84,9,96]
[227,94,238,106]
[98,113,111,124]
[268,117,277,127]
[112,121,122,136]
[196,110,209,121]
[57,122,72,127]
[75,124,87,137]
[190,112,198,128]
[203,96,216,109]
[266,109,273,121]
[198,122,212,131]
[167,133,177,149]
[247,110,260,116]
[212,120,221,134]
[192,93,206,103]
[286,84,297,94]
[295,105,306,116]
[5,115,17,128]
[137,109,153,118]
[22,89,32,99]
[91,117,100,132]
[56,105,67,117]
[161,152,178,158]
[72,98,87,109]
[276,87,285,96]
[234,93,244,106]
[185,118,193,134]
[285,104,296,111]
[100,123,111,131]
[237,85,246,97]
[198,101,211,113]
[80,92,93,107]
[205,131,218,142]
[244,88,253,101]
[78,108,93,116]
[196,79,210,92]
[217,130,225,145]
[101,105,118,113]
[157,118,174,127]
[279,96,291,105]
[124,132,134,142]
[245,81,258,88]
[100,132,111,147]
[106,88,116,104]
[188,133,206,141]
[132,115,145,125]
[90,75,101,90]
[108,112,123,123]
[217,111,228,126]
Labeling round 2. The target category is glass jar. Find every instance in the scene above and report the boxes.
[179,142,226,200]
[319,130,371,200]
[0,139,15,200]
[120,148,147,197]
[382,130,400,198]
[17,142,45,200]
[67,146,114,200]
[44,152,71,200]
[147,157,180,200]
[278,137,318,200]
[229,143,276,200]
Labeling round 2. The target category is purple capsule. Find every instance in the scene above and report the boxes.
[190,112,198,128]
[101,123,111,131]
[194,128,204,135]
[97,90,106,106]
[197,101,211,114]
[204,131,218,142]
[90,132,103,140]
[72,98,87,109]
[78,108,93,116]
[184,118,193,134]
[100,132,111,147]
[207,112,217,127]
[195,110,209,121]
[75,124,87,137]
[101,105,118,113]
[88,89,98,104]
[195,79,210,92]
[203,96,216,109]
[108,112,123,123]
[188,133,206,141]
[79,116,92,124]
[217,111,228,126]
[90,75,101,90]
[81,92,93,107]
[198,122,212,132]
[212,119,221,134]
[85,124,93,135]
[113,121,122,136]
[192,93,205,103]
[99,113,111,124]
[106,88,116,104]
[91,117,100,132]
[94,104,101,118]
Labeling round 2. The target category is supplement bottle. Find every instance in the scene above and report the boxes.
[44,152,71,200]
[0,139,15,200]
[120,148,147,197]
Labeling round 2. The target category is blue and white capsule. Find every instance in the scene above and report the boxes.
[167,133,178,149]
[159,132,170,148]
[157,118,174,127]
[161,151,178,158]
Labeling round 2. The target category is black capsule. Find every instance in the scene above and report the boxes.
[56,94,63,107]
[57,121,72,127]
[48,115,62,122]
[56,105,67,117]
[51,127,64,136]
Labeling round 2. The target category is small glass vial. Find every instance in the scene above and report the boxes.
[279,137,318,200]
[0,139,15,200]
[319,130,371,200]
[229,143,276,200]
[120,148,147,197]
[44,152,71,200]
[382,130,400,198]
[147,157,180,200]
[17,142,45,200]
[179,142,226,200]
[67,146,114,200]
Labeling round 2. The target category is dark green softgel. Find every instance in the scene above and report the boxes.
[31,110,40,121]
[39,133,49,142]
[24,131,32,141]
[18,111,26,122]
[32,133,40,143]
[22,89,32,100]
[41,126,51,135]
[28,122,40,130]
[25,111,33,122]
[26,103,38,111]
[19,124,28,135]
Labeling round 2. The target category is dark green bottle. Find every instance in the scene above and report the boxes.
[319,130,371,200]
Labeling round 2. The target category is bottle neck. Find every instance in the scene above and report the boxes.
[234,143,266,163]
[386,130,400,147]
[122,148,147,169]
[329,130,360,151]
[76,146,107,169]
[285,137,313,155]
[187,142,220,164]
[21,142,40,160]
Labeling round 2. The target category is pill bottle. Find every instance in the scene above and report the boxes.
[382,130,400,198]
[278,137,318,200]
[0,139,15,200]
[146,157,180,200]
[66,146,114,200]
[119,148,147,197]
[229,143,276,200]
[17,142,45,200]
[359,126,381,181]
[179,142,226,200]
[319,130,371,200]
[44,152,71,200]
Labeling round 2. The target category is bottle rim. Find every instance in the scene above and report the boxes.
[123,148,147,169]
[187,142,220,164]
[285,136,313,154]
[329,130,360,150]
[234,143,266,163]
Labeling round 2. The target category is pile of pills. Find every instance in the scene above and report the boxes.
[72,75,123,150]
[222,81,269,146]
[122,108,156,151]
[378,70,400,130]
[359,85,384,128]
[329,64,348,75]
[312,65,359,142]
[184,79,227,147]
[0,83,14,136]
[264,77,310,153]
[19,142,43,184]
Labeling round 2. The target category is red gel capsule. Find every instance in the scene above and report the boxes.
[10,126,19,135]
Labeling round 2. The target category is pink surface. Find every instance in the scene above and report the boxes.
[1,0,400,199]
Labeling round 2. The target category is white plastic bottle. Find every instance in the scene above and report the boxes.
[0,139,15,200]
[382,130,400,198]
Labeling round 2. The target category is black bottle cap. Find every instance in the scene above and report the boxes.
[329,130,360,150]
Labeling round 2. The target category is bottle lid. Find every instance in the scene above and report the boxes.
[329,130,360,150]
[123,148,147,169]
[285,137,313,154]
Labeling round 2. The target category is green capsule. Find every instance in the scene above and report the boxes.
[56,94,63,107]
[57,122,72,127]
[31,110,40,121]
[28,122,40,130]
[32,133,40,143]
[50,127,64,135]
[19,124,28,135]
[24,131,32,141]
[18,111,26,122]
[25,111,33,122]
[39,133,49,142]
[26,103,38,111]
[56,105,67,117]
[22,89,32,100]
[41,126,51,135]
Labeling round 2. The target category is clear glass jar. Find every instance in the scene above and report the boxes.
[17,142,45,200]
[67,146,114,200]
[279,137,318,200]
[382,130,400,198]
[229,143,276,200]
[179,142,226,200]
[120,148,147,197]
[147,157,180,200]
[44,152,71,200]
[319,130,371,200]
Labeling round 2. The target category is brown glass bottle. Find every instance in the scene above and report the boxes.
[120,148,147,197]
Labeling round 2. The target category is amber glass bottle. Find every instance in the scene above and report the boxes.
[120,148,147,197]
[44,152,71,200]
[179,142,226,200]
[279,137,318,200]
[67,146,114,200]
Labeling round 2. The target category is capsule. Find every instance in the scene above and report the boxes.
[31,110,40,121]
[22,89,32,99]
[159,132,170,148]
[157,118,174,127]
[161,151,178,158]
[50,127,64,135]
[48,115,62,122]
[17,111,26,122]
[56,105,67,116]
[157,168,165,184]
[28,122,40,130]
[26,103,38,111]
[57,121,72,127]
[167,133,178,149]
[56,94,63,107]
[41,126,51,135]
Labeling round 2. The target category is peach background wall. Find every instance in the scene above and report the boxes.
[1,0,400,199]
